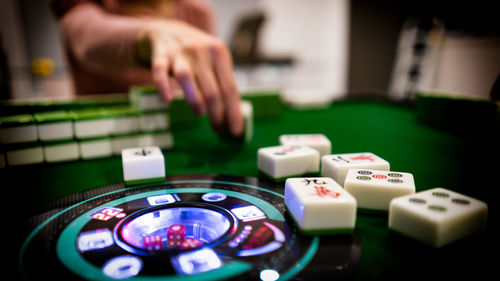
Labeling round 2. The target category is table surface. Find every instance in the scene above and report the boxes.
[8,99,498,280]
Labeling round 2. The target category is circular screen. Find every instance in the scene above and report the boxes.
[19,175,361,280]
[118,205,233,253]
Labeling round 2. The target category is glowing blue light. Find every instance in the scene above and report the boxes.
[231,206,266,222]
[172,247,222,275]
[260,269,280,281]
[77,229,113,252]
[146,194,176,206]
[201,192,227,202]
[120,207,231,251]
[102,255,142,279]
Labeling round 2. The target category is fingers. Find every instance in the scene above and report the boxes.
[211,41,244,136]
[152,57,173,102]
[151,40,174,102]
[171,53,206,116]
[172,39,242,137]
[192,49,225,134]
[147,20,242,136]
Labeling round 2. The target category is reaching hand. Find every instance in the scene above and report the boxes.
[136,19,243,136]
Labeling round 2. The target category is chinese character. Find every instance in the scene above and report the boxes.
[302,179,328,185]
[331,156,350,163]
[350,154,375,162]
[313,186,340,198]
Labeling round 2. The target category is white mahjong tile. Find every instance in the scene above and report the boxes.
[279,134,331,156]
[344,169,415,211]
[38,122,73,141]
[79,138,112,159]
[44,142,79,162]
[6,146,44,166]
[389,188,488,247]
[321,152,389,186]
[122,146,165,185]
[112,116,139,135]
[240,100,253,143]
[257,145,320,180]
[285,177,356,234]
[138,112,169,131]
[0,114,38,144]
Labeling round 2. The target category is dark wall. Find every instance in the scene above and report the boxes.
[348,0,405,95]
[347,0,500,96]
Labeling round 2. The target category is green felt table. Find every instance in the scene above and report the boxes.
[8,99,498,280]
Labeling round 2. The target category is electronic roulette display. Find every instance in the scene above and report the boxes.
[19,174,361,280]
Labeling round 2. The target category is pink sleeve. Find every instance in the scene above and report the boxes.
[59,3,146,74]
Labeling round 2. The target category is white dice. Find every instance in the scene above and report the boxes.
[285,177,357,234]
[279,134,331,156]
[122,146,166,185]
[344,169,415,211]
[389,188,488,247]
[321,152,389,186]
[257,145,319,180]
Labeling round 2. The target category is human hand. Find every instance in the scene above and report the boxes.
[135,19,243,136]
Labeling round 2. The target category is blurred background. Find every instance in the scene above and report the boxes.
[1,0,499,102]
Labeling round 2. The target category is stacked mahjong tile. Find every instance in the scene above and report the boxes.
[257,133,488,248]
[120,86,174,153]
[0,113,44,166]
[0,88,174,167]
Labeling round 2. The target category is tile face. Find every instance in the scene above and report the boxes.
[344,169,415,211]
[129,86,169,110]
[44,142,79,162]
[38,122,73,141]
[389,188,488,247]
[79,138,112,159]
[111,135,140,155]
[74,119,112,139]
[138,112,169,131]
[112,116,139,135]
[0,114,38,144]
[257,145,320,180]
[6,146,44,166]
[279,134,331,156]
[121,146,165,185]
[321,153,389,186]
[240,100,253,143]
[285,177,357,234]
[137,131,174,150]
[0,125,38,144]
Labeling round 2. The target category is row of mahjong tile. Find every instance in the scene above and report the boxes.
[284,176,487,248]
[258,134,445,211]
[256,134,488,247]
[258,134,394,185]
[258,141,412,211]
[0,130,173,167]
[0,107,169,145]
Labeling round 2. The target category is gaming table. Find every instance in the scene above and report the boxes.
[10,99,498,280]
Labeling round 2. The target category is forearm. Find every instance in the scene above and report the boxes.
[60,3,146,74]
